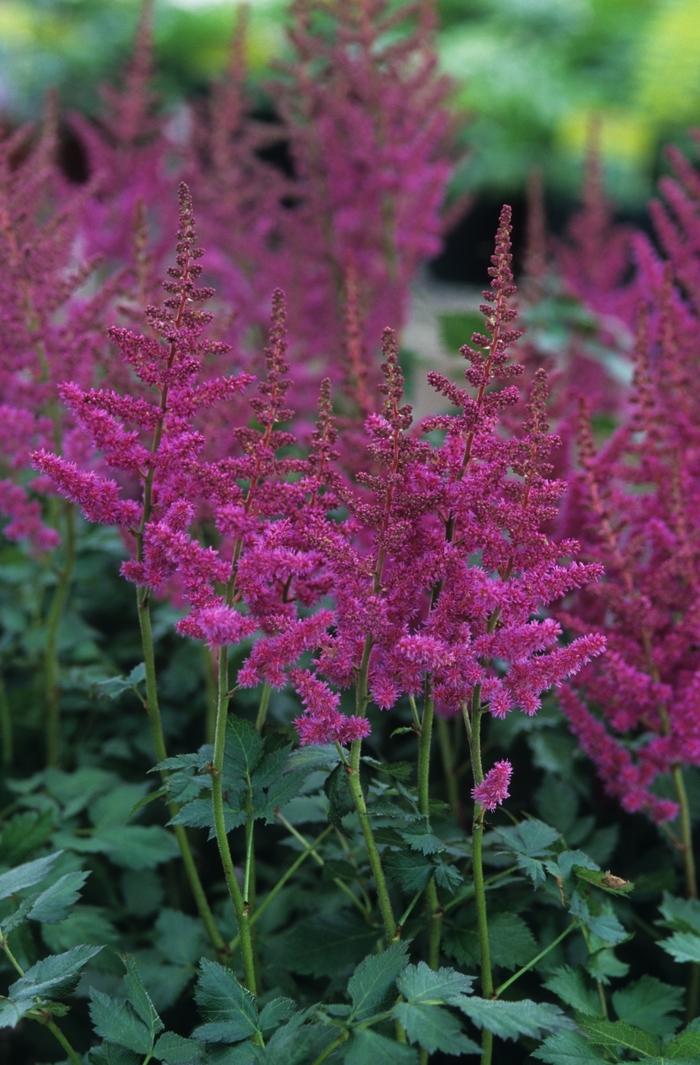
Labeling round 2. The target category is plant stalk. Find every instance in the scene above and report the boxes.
[466,694,494,1065]
[672,765,699,1017]
[0,673,12,768]
[212,645,259,999]
[136,591,225,954]
[44,503,76,766]
[418,694,442,970]
[346,737,397,941]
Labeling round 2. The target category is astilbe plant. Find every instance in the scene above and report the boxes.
[559,303,700,886]
[0,102,122,766]
[28,183,611,1063]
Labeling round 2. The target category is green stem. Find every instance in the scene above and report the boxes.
[228,826,334,950]
[347,738,397,941]
[44,504,76,767]
[466,695,494,1065]
[0,673,12,768]
[202,644,217,745]
[443,865,519,916]
[418,694,442,970]
[212,646,259,1000]
[672,765,699,1017]
[44,1019,82,1065]
[275,813,368,916]
[310,1030,349,1065]
[136,592,225,955]
[495,922,577,997]
[254,683,271,732]
[437,716,460,820]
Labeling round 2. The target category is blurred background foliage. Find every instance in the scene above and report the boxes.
[2,0,700,209]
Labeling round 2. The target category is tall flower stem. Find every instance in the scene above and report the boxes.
[212,645,259,999]
[202,645,217,745]
[464,692,494,1065]
[346,737,397,942]
[345,636,397,942]
[672,765,699,1017]
[0,673,12,768]
[437,716,460,820]
[418,694,442,969]
[136,591,225,955]
[44,503,76,766]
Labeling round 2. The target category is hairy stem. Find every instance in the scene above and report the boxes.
[418,694,442,969]
[254,682,271,733]
[202,644,217,746]
[0,673,12,768]
[310,1030,349,1065]
[347,737,397,941]
[672,765,699,1017]
[44,504,76,767]
[437,715,460,820]
[228,825,334,951]
[465,694,494,1065]
[212,645,259,1000]
[136,592,225,954]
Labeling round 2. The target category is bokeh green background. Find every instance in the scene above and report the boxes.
[2,0,699,206]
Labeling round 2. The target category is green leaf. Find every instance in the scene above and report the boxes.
[489,913,537,971]
[89,990,153,1055]
[573,866,633,896]
[459,998,572,1041]
[665,1029,700,1059]
[345,1029,419,1064]
[10,943,102,1001]
[494,820,559,885]
[348,941,410,1020]
[0,811,55,865]
[43,905,118,952]
[93,663,146,700]
[154,1032,204,1063]
[272,912,378,978]
[612,976,683,1038]
[659,893,700,934]
[0,850,62,901]
[154,909,206,967]
[93,825,179,870]
[193,958,259,1044]
[324,763,355,830]
[433,860,463,895]
[544,967,601,1017]
[393,1002,480,1056]
[224,718,264,783]
[397,962,475,1004]
[384,850,433,894]
[569,894,628,946]
[258,997,295,1033]
[399,828,445,856]
[123,955,164,1042]
[579,1017,661,1057]
[0,997,32,1029]
[659,932,700,964]
[88,1043,140,1065]
[533,1032,609,1064]
[90,783,150,828]
[28,870,90,923]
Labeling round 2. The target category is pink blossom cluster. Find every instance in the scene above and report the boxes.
[1,0,458,555]
[558,306,700,823]
[472,760,512,812]
[33,191,606,759]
